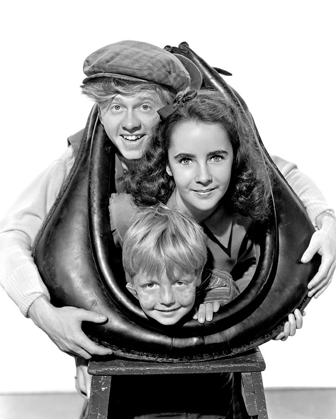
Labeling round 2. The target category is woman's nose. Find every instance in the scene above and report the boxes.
[195,163,212,185]
[122,110,141,132]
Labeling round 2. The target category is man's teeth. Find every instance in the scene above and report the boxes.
[122,135,143,141]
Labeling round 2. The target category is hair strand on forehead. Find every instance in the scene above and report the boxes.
[81,78,175,111]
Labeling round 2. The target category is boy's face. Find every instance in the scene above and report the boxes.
[100,91,166,160]
[127,270,201,325]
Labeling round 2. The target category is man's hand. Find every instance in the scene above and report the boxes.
[28,295,113,359]
[275,309,305,341]
[193,301,220,323]
[301,212,336,298]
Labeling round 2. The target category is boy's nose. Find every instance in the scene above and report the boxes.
[122,110,141,132]
[160,286,175,306]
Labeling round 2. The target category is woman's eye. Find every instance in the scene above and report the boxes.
[175,281,186,287]
[210,155,224,163]
[179,158,193,165]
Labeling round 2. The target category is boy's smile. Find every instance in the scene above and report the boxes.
[127,270,201,325]
[100,92,166,160]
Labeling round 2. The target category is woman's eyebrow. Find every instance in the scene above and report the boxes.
[173,152,195,159]
[173,150,229,159]
[208,149,229,155]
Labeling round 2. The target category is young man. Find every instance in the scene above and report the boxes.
[0,40,335,361]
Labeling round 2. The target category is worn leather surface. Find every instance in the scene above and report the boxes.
[33,45,320,362]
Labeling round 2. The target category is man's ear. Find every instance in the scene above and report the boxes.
[126,282,138,299]
[166,164,172,177]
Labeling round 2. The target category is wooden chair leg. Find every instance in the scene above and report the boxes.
[242,372,268,419]
[251,372,268,419]
[242,372,258,417]
[88,375,112,419]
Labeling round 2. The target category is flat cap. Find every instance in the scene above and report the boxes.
[82,40,201,93]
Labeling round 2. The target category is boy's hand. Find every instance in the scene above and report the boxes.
[28,295,113,359]
[193,301,220,323]
[275,309,305,341]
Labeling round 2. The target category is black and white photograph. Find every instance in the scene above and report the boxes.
[0,1,335,418]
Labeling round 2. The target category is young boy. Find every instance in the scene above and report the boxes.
[122,204,240,325]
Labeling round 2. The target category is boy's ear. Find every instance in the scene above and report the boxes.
[166,164,172,177]
[196,273,202,287]
[126,282,138,299]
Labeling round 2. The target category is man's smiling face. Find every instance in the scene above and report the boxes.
[100,91,166,160]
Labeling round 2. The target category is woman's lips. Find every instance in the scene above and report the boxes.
[193,187,217,196]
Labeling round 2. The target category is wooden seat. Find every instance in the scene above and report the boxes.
[87,347,268,419]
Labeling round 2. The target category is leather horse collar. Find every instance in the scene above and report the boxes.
[33,45,319,362]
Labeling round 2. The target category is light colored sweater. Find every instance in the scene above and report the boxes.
[0,147,333,316]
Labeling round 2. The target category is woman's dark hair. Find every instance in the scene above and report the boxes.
[124,90,273,221]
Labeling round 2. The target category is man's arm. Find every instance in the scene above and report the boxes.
[272,155,336,297]
[0,146,112,358]
[0,147,74,315]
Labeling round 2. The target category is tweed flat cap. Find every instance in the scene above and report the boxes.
[82,40,202,92]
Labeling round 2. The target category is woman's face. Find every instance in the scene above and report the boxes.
[166,121,234,222]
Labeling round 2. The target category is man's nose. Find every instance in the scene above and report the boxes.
[160,285,175,306]
[195,163,212,185]
[122,110,141,132]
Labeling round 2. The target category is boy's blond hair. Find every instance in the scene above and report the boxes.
[122,204,207,283]
[81,78,175,111]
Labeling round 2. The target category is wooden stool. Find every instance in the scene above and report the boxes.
[87,347,268,419]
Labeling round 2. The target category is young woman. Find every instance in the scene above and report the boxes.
[128,89,271,221]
